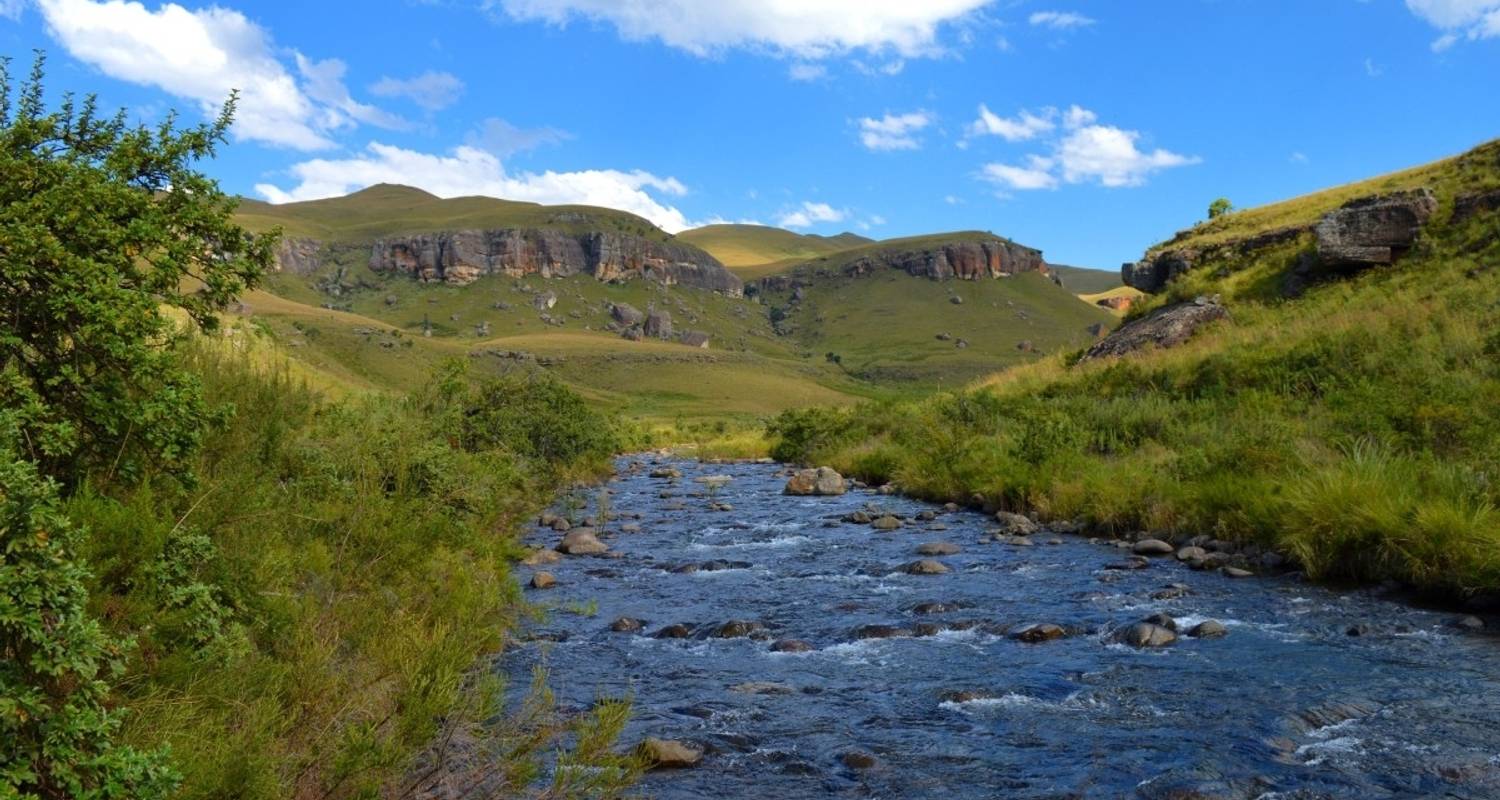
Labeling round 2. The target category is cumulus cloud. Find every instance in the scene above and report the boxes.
[1028,10,1095,29]
[777,201,846,228]
[976,105,1197,191]
[1406,0,1500,48]
[486,0,994,58]
[369,70,466,111]
[255,142,700,232]
[967,105,1055,142]
[1,0,23,20]
[858,111,932,151]
[787,62,828,81]
[34,0,399,150]
[464,117,572,158]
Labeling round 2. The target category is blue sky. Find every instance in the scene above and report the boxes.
[3,1,1499,268]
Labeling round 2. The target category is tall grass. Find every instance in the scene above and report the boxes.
[66,342,633,798]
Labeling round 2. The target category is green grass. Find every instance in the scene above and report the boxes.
[236,183,680,243]
[1048,264,1123,294]
[677,223,871,276]
[766,138,1500,598]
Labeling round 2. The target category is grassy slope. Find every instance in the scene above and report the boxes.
[769,139,1500,596]
[236,183,679,242]
[1048,264,1123,294]
[678,223,872,278]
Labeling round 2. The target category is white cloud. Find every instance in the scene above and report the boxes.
[1406,0,1500,47]
[974,105,1197,191]
[1363,57,1383,77]
[788,62,828,81]
[1,0,23,20]
[369,70,466,111]
[255,142,701,233]
[1290,151,1309,164]
[777,201,846,228]
[465,117,572,158]
[34,0,398,150]
[486,0,994,58]
[1028,10,1095,29]
[1054,124,1198,187]
[980,158,1058,191]
[967,104,1055,141]
[858,110,932,151]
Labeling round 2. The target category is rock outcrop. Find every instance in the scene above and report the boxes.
[1314,189,1436,268]
[752,235,1046,296]
[1454,188,1500,223]
[1080,296,1229,361]
[367,228,742,295]
[1123,225,1313,294]
[1122,249,1195,294]
[273,237,325,275]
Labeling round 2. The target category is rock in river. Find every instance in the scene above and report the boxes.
[556,528,608,555]
[1011,623,1066,643]
[1188,620,1229,639]
[638,737,703,769]
[994,511,1039,536]
[784,466,847,496]
[905,559,951,576]
[529,571,556,589]
[916,542,961,556]
[609,617,645,633]
[871,515,903,530]
[1132,538,1175,556]
[1117,622,1178,648]
[770,638,815,653]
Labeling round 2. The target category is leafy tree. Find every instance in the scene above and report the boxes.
[0,54,274,485]
[1207,197,1234,219]
[0,421,179,798]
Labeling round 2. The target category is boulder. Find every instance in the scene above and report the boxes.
[1080,295,1229,361]
[1132,539,1175,556]
[652,624,693,639]
[770,638,815,653]
[650,467,682,479]
[714,620,765,638]
[904,559,951,575]
[610,302,645,326]
[644,308,673,339]
[521,549,561,566]
[994,511,1039,536]
[853,624,913,640]
[870,515,903,531]
[637,738,703,769]
[784,466,846,496]
[1454,615,1485,631]
[679,330,711,348]
[840,751,879,770]
[1188,620,1229,638]
[609,617,645,633]
[1175,545,1207,562]
[1116,622,1177,648]
[916,542,960,556]
[532,290,558,310]
[1011,623,1066,643]
[529,571,556,589]
[556,528,607,555]
[1222,566,1254,578]
[1143,612,1177,631]
[1314,188,1436,268]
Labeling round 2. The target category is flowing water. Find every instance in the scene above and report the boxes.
[505,457,1500,799]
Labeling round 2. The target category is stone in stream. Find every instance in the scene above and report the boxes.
[784,466,847,496]
[916,542,960,556]
[652,623,693,639]
[549,517,572,532]
[917,510,937,522]
[940,690,999,704]
[521,548,561,566]
[637,737,703,769]
[1454,615,1486,631]
[1175,545,1207,562]
[620,522,642,533]
[853,624,913,640]
[1132,538,1175,556]
[1104,556,1150,570]
[943,502,960,513]
[995,535,1035,547]
[538,511,562,527]
[994,511,1039,536]
[1222,566,1255,578]
[529,571,556,590]
[609,617,645,633]
[1188,620,1229,638]
[714,620,766,638]
[911,601,968,615]
[1117,622,1177,648]
[846,510,872,524]
[770,638,815,653]
[1010,623,1066,643]
[904,559,951,575]
[1143,612,1178,631]
[1151,583,1191,600]
[840,751,879,770]
[556,528,608,555]
[870,515,903,530]
[649,467,682,479]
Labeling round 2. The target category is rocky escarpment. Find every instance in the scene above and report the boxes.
[366,229,742,296]
[753,236,1046,295]
[1123,188,1438,294]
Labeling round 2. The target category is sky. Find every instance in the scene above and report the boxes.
[3,0,1499,268]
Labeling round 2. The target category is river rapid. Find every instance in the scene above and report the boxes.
[506,456,1500,799]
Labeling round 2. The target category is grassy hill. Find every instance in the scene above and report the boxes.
[678,223,872,278]
[1048,263,1123,294]
[237,183,679,242]
[766,138,1500,597]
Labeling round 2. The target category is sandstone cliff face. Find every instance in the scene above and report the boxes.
[754,236,1045,294]
[273,237,325,275]
[367,229,742,296]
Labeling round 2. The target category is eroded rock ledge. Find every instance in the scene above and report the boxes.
[273,229,742,296]
[754,236,1046,294]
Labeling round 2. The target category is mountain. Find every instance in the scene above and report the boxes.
[677,223,873,279]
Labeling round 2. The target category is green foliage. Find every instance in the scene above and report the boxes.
[766,405,857,463]
[0,421,177,799]
[426,361,618,468]
[0,55,273,485]
[1207,197,1234,219]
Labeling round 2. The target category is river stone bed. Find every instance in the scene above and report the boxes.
[505,457,1500,799]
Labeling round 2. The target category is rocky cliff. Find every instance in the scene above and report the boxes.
[366,229,742,296]
[754,235,1046,294]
